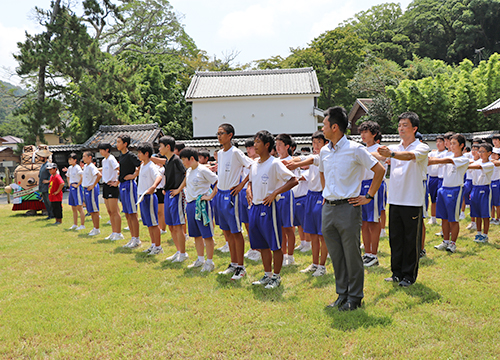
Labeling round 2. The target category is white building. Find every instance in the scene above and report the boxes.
[185,68,324,138]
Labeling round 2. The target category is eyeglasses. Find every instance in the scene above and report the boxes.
[216,132,227,136]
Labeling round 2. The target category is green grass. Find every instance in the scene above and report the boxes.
[1,204,500,359]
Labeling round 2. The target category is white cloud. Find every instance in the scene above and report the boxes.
[218,4,276,40]
[309,4,356,39]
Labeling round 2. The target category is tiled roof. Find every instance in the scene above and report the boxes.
[478,98,500,116]
[48,144,83,152]
[185,68,321,100]
[0,135,24,144]
[82,123,164,150]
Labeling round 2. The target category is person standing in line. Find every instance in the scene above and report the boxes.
[47,163,64,225]
[82,151,102,236]
[377,112,430,287]
[319,107,385,311]
[38,149,54,220]
[65,153,86,230]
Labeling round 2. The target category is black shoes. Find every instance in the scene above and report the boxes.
[384,275,400,283]
[398,279,412,287]
[339,299,362,311]
[327,296,347,308]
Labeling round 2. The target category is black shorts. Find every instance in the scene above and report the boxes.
[103,183,119,199]
[51,201,63,219]
[156,188,165,204]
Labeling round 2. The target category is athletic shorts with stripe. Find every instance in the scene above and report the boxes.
[277,190,294,228]
[164,192,186,226]
[428,176,443,203]
[216,189,241,233]
[239,190,250,224]
[303,190,323,235]
[470,185,491,218]
[360,179,384,222]
[84,184,100,213]
[249,202,282,251]
[69,184,83,206]
[491,179,500,206]
[186,200,214,238]
[140,193,158,227]
[293,195,306,227]
[463,179,473,205]
[436,186,463,222]
[120,180,138,214]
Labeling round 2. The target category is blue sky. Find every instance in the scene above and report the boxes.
[0,0,413,85]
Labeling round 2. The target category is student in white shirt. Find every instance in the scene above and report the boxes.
[427,135,447,225]
[428,134,469,253]
[82,151,102,236]
[65,153,85,230]
[377,112,430,287]
[98,143,123,241]
[490,148,500,225]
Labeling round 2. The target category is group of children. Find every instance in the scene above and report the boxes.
[44,121,498,289]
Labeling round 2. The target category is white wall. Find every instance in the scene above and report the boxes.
[191,95,318,138]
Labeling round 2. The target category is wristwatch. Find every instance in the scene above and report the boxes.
[365,193,374,200]
[390,151,395,158]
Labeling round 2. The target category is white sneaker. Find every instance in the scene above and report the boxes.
[148,246,164,256]
[113,233,124,240]
[312,266,326,277]
[105,233,115,240]
[434,241,449,250]
[327,253,331,259]
[201,262,215,272]
[492,219,500,225]
[166,252,179,261]
[243,249,252,258]
[160,229,168,235]
[300,243,311,252]
[124,226,130,231]
[172,253,189,263]
[252,274,272,285]
[264,275,281,289]
[218,264,237,275]
[69,225,78,230]
[88,228,100,236]
[217,243,230,253]
[459,213,466,220]
[380,228,387,237]
[446,242,457,253]
[360,243,365,249]
[106,220,111,225]
[247,250,261,261]
[142,244,155,253]
[294,243,304,251]
[185,234,189,242]
[300,264,318,273]
[129,238,141,248]
[427,218,437,225]
[76,225,86,230]
[188,259,205,268]
[466,222,477,230]
[283,256,295,266]
[231,267,246,280]
[435,231,443,237]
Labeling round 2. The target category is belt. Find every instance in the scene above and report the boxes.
[324,199,350,206]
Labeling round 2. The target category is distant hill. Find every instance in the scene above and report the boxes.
[0,80,27,123]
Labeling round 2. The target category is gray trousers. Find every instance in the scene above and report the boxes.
[322,202,364,301]
[41,191,54,218]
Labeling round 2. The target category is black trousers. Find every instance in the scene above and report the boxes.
[51,201,63,220]
[388,204,423,284]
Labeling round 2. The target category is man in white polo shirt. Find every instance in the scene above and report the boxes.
[319,107,385,311]
[377,112,430,287]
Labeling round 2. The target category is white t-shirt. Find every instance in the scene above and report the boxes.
[472,160,494,186]
[101,154,119,183]
[82,163,100,188]
[492,163,500,181]
[362,143,387,181]
[68,165,83,184]
[387,139,430,207]
[300,154,322,192]
[428,149,448,177]
[185,164,218,202]
[249,156,295,205]
[137,161,161,195]
[217,146,253,190]
[442,156,469,187]
[294,168,309,197]
[281,155,300,196]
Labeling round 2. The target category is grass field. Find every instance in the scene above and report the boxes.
[1,204,500,359]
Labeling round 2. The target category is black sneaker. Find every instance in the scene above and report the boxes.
[419,249,427,258]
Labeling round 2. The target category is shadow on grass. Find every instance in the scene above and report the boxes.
[250,284,285,302]
[280,265,299,275]
[158,259,186,270]
[418,256,436,267]
[372,282,441,309]
[113,246,133,254]
[180,267,210,278]
[213,274,244,289]
[310,274,335,288]
[95,239,113,244]
[134,252,159,264]
[323,307,392,331]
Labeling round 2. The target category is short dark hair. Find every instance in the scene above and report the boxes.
[254,130,275,152]
[480,143,493,153]
[358,120,380,136]
[451,134,466,149]
[472,144,480,149]
[117,134,131,147]
[68,153,78,161]
[179,147,198,161]
[444,131,456,140]
[276,133,293,156]
[398,111,420,129]
[159,136,175,151]
[472,137,483,144]
[175,142,185,152]
[98,142,112,152]
[198,148,210,159]
[324,107,348,133]
[465,146,471,152]
[301,146,311,153]
[219,123,235,139]
[291,139,297,152]
[436,135,445,142]
[83,151,93,159]
[374,132,382,143]
[137,142,153,158]
[493,134,500,141]
[244,138,254,148]
[311,130,327,143]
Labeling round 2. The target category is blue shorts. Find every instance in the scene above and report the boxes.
[249,202,282,251]
[293,195,306,227]
[239,189,250,224]
[463,179,473,205]
[303,191,323,235]
[216,189,241,233]
[140,194,158,227]
[436,186,462,222]
[84,185,100,213]
[120,180,138,214]
[69,184,83,206]
[491,180,500,206]
[470,185,491,218]
[381,180,387,211]
[277,190,294,228]
[428,176,443,203]
[186,201,214,238]
[360,179,384,222]
[423,179,429,218]
[164,192,185,226]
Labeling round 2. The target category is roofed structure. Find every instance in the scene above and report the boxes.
[185,68,321,100]
[347,98,373,135]
[82,124,165,150]
[478,98,500,116]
